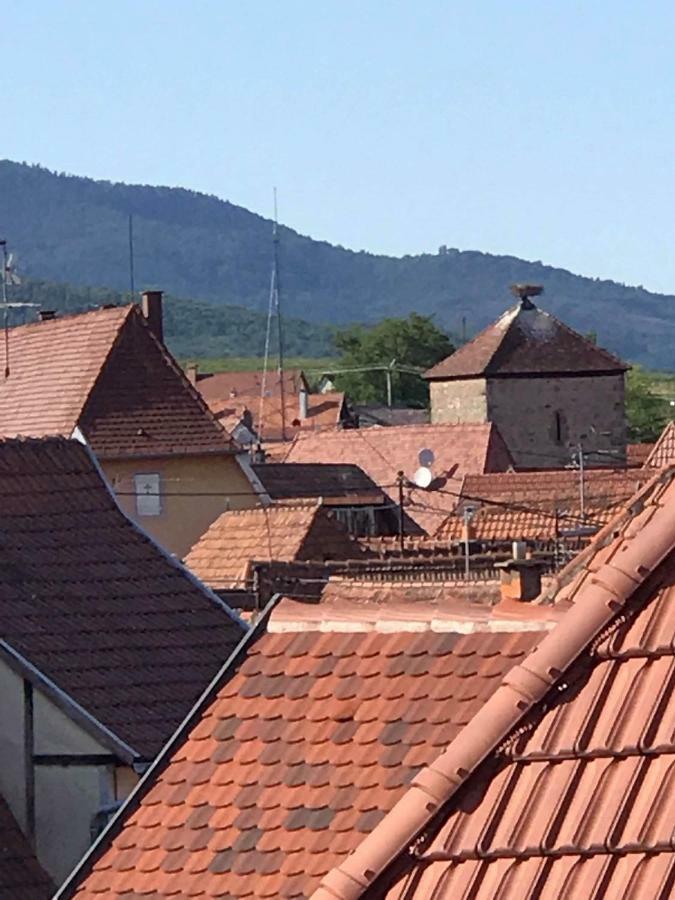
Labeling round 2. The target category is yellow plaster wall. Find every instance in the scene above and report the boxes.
[103,452,257,558]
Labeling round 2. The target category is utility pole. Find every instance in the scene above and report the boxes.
[128,214,135,300]
[574,442,586,521]
[463,506,474,579]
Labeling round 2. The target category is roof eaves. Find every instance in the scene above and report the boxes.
[0,640,138,765]
[53,594,280,900]
[310,466,675,900]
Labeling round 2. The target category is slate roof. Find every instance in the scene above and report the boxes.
[0,795,53,899]
[0,305,233,459]
[353,406,430,428]
[311,467,675,899]
[284,424,513,534]
[425,300,628,380]
[644,421,675,470]
[0,437,246,760]
[251,463,385,504]
[68,626,541,899]
[184,502,365,590]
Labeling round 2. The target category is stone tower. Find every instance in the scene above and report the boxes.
[425,286,629,469]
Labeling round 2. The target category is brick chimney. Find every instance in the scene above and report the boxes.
[496,557,544,603]
[141,290,163,343]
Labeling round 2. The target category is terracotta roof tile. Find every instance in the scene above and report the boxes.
[69,627,540,899]
[196,369,308,402]
[330,467,675,899]
[0,437,245,759]
[425,300,627,380]
[643,421,675,470]
[0,794,53,899]
[284,424,513,533]
[0,305,233,459]
[184,503,365,590]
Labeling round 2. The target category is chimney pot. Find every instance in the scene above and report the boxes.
[39,310,56,321]
[141,290,164,343]
[299,387,309,420]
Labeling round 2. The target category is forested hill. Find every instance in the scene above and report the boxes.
[2,159,675,368]
[8,279,336,360]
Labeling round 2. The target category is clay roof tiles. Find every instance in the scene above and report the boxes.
[0,437,246,760]
[0,305,233,459]
[0,794,53,899]
[310,467,675,899]
[184,502,365,590]
[251,463,385,503]
[67,626,541,899]
[644,421,675,470]
[425,300,628,380]
[284,423,513,533]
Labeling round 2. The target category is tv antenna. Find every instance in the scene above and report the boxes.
[0,240,39,378]
[258,189,287,443]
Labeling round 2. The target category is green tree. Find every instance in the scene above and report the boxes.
[626,367,671,442]
[333,314,454,406]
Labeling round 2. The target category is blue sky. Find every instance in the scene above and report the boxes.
[3,1,675,292]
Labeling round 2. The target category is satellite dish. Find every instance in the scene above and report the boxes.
[418,448,435,467]
[413,466,433,489]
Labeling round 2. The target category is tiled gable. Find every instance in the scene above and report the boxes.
[0,437,246,759]
[0,305,233,459]
[184,502,364,590]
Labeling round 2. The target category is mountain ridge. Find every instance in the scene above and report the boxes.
[2,159,674,368]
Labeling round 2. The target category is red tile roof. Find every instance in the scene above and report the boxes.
[312,467,675,899]
[0,795,53,899]
[425,300,627,380]
[0,305,233,459]
[68,626,541,899]
[626,441,654,467]
[284,424,513,534]
[0,437,246,760]
[643,421,675,469]
[436,505,617,542]
[196,368,309,402]
[458,467,644,512]
[184,502,366,590]
[208,391,347,443]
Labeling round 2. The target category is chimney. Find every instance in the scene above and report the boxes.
[141,290,163,343]
[298,386,309,420]
[39,310,56,321]
[497,557,544,603]
[186,363,198,386]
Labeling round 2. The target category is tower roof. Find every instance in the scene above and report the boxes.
[425,299,628,380]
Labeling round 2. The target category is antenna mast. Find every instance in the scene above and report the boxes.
[128,214,136,299]
[273,189,287,442]
[0,240,38,378]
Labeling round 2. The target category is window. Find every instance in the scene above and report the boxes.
[134,473,161,516]
[554,411,566,445]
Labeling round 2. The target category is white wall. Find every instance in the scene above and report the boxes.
[0,658,138,884]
